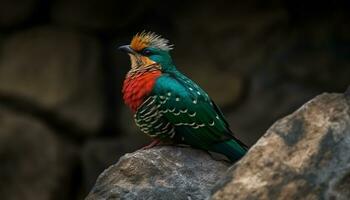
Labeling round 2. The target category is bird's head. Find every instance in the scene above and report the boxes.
[118,32,174,73]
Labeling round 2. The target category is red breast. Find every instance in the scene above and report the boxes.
[122,70,162,112]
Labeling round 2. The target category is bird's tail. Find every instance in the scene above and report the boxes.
[210,139,248,162]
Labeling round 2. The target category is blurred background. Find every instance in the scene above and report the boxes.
[0,0,349,199]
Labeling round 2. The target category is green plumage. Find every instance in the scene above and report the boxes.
[121,32,247,162]
[135,70,247,162]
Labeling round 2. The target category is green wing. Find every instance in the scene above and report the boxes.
[152,72,240,150]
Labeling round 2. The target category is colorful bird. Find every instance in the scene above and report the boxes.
[119,32,247,162]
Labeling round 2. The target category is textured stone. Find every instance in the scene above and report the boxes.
[81,137,147,191]
[0,27,104,133]
[0,106,77,200]
[0,0,39,27]
[211,93,350,200]
[86,146,229,200]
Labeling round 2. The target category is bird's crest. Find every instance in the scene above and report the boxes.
[130,31,173,52]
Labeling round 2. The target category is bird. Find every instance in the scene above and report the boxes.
[119,31,248,162]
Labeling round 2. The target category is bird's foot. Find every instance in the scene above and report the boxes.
[141,139,162,150]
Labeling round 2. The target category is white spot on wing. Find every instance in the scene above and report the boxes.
[159,97,169,104]
[173,111,181,116]
[189,112,196,117]
[159,108,176,114]
[192,123,205,129]
[180,109,188,113]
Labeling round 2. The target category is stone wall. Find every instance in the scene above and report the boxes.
[0,1,348,199]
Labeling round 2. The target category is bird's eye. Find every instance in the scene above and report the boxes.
[142,49,152,56]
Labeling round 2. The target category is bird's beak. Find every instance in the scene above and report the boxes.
[118,45,135,55]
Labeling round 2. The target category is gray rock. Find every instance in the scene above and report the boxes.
[86,146,229,200]
[0,106,77,200]
[81,137,147,191]
[211,93,350,200]
[0,27,105,134]
[0,0,39,27]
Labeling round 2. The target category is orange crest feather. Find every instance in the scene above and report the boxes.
[130,31,173,52]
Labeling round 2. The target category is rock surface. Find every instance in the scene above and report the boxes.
[0,26,104,133]
[211,93,350,200]
[0,106,77,200]
[81,137,147,191]
[86,146,229,200]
